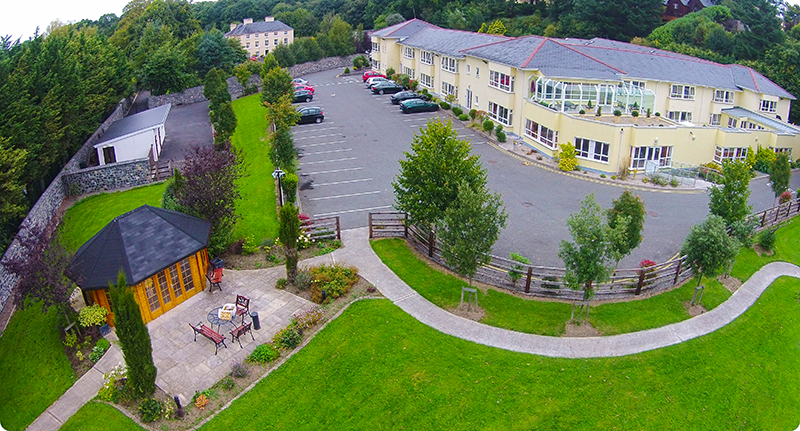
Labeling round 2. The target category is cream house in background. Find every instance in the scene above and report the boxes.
[225,16,294,58]
[371,19,800,175]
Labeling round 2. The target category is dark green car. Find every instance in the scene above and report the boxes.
[292,89,313,103]
[371,81,404,95]
[400,99,440,114]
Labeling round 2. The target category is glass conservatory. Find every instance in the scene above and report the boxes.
[530,77,655,114]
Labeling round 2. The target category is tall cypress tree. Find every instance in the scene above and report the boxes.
[109,271,156,398]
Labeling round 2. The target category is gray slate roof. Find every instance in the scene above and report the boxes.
[95,104,170,147]
[371,19,436,39]
[721,107,800,135]
[225,19,292,36]
[67,205,211,291]
[400,27,508,58]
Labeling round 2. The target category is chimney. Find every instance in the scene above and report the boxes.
[229,23,236,31]
[265,16,275,22]
[243,18,253,24]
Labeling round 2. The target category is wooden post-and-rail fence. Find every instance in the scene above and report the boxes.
[368,200,800,301]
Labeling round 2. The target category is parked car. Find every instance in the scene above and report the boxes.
[362,70,385,82]
[294,83,315,94]
[292,89,313,103]
[297,106,324,123]
[400,98,440,113]
[365,76,389,88]
[292,78,308,85]
[372,81,405,94]
[390,91,423,104]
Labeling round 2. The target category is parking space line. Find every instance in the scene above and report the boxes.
[295,133,342,141]
[295,121,335,127]
[403,117,433,122]
[301,157,357,165]
[293,127,339,134]
[301,167,364,176]
[314,205,393,217]
[310,190,381,201]
[297,140,347,148]
[302,148,352,156]
[314,178,373,186]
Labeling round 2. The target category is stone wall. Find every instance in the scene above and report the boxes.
[62,159,151,196]
[148,54,362,109]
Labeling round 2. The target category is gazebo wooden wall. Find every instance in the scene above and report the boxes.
[91,249,209,325]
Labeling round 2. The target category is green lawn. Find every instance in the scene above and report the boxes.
[371,238,732,336]
[731,217,800,281]
[59,183,166,251]
[59,402,144,431]
[0,305,75,431]
[230,95,279,244]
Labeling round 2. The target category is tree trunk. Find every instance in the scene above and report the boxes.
[285,245,298,283]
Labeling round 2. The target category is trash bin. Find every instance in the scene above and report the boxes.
[250,312,260,330]
[211,257,224,269]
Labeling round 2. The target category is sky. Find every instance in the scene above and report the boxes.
[1,0,133,41]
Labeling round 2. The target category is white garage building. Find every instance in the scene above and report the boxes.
[94,104,171,166]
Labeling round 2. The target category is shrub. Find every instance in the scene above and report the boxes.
[221,376,235,390]
[293,307,323,331]
[98,364,127,403]
[396,74,411,88]
[579,109,586,115]
[650,174,668,186]
[247,343,280,364]
[294,270,313,289]
[79,304,109,327]
[241,235,260,255]
[273,324,302,349]
[482,119,494,132]
[611,175,617,180]
[439,101,450,110]
[496,130,506,142]
[639,259,657,281]
[508,253,531,285]
[596,107,602,116]
[352,55,369,69]
[309,264,359,303]
[276,278,288,289]
[730,219,756,248]
[64,331,78,348]
[495,124,503,134]
[282,173,299,203]
[344,67,350,73]
[409,80,418,91]
[139,398,163,423]
[780,190,793,204]
[230,360,248,378]
[655,112,661,116]
[754,146,775,173]
[458,114,469,121]
[758,229,776,251]
[385,67,395,80]
[469,109,477,120]
[632,110,639,118]
[557,143,579,171]
[600,174,606,178]
[670,178,680,187]
[613,109,622,117]
[89,339,111,362]
[194,393,209,410]
[452,106,463,116]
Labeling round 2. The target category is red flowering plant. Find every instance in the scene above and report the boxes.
[779,191,793,205]
[639,259,657,281]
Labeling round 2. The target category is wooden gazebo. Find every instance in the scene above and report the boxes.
[67,205,212,325]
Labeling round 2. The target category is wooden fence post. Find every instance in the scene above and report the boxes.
[524,267,533,293]
[335,216,341,241]
[404,213,409,238]
[761,211,767,228]
[368,213,373,238]
[635,271,645,295]
[428,230,435,258]
[673,259,682,285]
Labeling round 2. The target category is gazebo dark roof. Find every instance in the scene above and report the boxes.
[67,205,211,291]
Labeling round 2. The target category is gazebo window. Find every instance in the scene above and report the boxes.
[180,258,194,288]
[158,272,173,305]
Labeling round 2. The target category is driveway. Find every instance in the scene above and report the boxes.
[159,100,213,162]
[295,68,799,267]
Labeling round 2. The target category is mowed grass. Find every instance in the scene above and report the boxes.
[59,183,166,251]
[371,238,732,336]
[197,293,800,430]
[731,217,800,281]
[59,402,145,431]
[231,95,279,243]
[0,305,75,431]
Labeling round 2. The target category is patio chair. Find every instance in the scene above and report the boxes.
[206,267,223,292]
[230,321,254,348]
[235,295,250,323]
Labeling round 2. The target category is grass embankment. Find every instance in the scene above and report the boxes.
[230,95,279,243]
[59,402,145,431]
[0,306,75,430]
[371,238,733,335]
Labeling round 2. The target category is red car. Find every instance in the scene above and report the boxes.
[362,70,386,82]
[293,83,315,94]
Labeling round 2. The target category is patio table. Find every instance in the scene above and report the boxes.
[207,306,236,332]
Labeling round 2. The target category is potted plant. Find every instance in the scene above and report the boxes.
[613,109,622,123]
[79,304,110,336]
[596,106,602,117]
[632,110,639,123]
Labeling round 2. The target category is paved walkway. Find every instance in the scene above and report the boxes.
[332,227,800,358]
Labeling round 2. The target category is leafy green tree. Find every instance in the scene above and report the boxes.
[770,153,791,198]
[439,181,508,287]
[141,46,190,96]
[261,66,294,105]
[109,272,157,398]
[261,53,279,76]
[607,190,645,266]
[196,28,246,76]
[234,61,253,88]
[393,118,487,228]
[271,129,298,173]
[210,101,237,147]
[709,160,752,225]
[558,194,626,302]
[486,19,507,35]
[681,215,738,289]
[272,43,296,67]
[562,0,663,41]
[203,67,230,111]
[0,138,28,231]
[385,13,406,27]
[279,203,300,282]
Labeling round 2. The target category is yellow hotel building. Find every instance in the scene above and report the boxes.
[371,19,800,174]
[225,16,294,58]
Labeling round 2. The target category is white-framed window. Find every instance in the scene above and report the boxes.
[475,67,480,77]
[274,32,278,36]
[466,65,470,75]
[574,138,610,163]
[284,31,288,35]
[274,39,278,45]
[419,73,433,88]
[402,66,415,79]
[372,42,379,52]
[709,114,721,125]
[403,46,414,59]
[488,102,511,125]
[442,82,457,98]
[489,70,514,92]
[246,34,250,39]
[254,33,259,38]
[625,80,646,89]
[772,147,792,158]
[265,39,270,45]
[524,119,558,149]
[760,100,777,113]
[246,42,251,48]
[255,50,259,56]
[284,38,288,44]
[668,111,693,122]
[670,84,695,100]
[421,51,433,65]
[631,146,673,169]
[714,90,734,104]
[741,121,764,130]
[442,56,458,73]
[714,146,748,163]
[255,41,259,47]
[728,118,738,128]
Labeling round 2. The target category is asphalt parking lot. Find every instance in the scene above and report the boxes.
[295,68,800,267]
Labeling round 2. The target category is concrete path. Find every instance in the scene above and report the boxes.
[332,227,800,358]
[26,342,123,431]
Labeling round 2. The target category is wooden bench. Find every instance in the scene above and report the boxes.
[229,321,254,348]
[189,322,227,355]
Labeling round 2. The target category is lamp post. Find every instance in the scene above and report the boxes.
[272,168,286,206]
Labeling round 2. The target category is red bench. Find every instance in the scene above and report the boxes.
[229,321,254,348]
[190,322,227,354]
